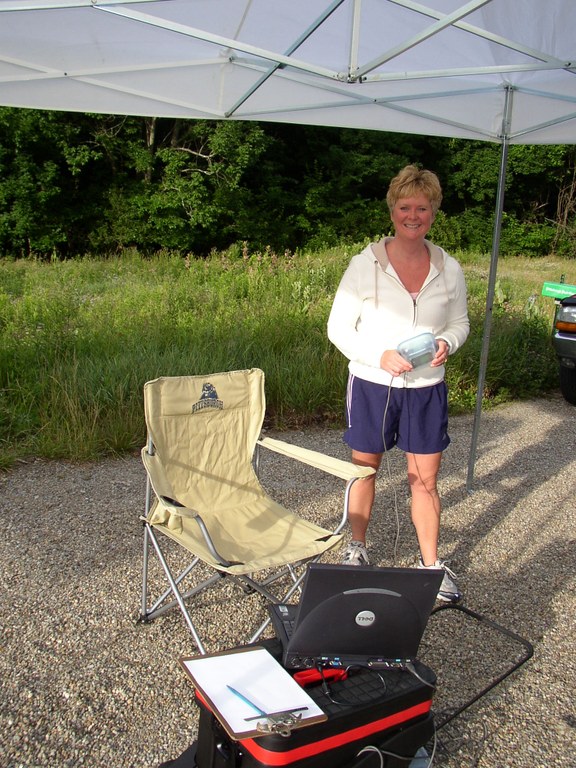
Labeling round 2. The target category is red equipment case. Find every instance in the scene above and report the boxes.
[191,659,435,768]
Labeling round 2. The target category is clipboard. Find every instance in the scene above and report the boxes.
[179,645,327,740]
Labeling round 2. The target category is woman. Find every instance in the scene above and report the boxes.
[327,165,469,601]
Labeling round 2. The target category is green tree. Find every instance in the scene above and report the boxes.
[0,109,105,256]
[444,140,574,255]
[90,118,271,253]
[234,124,451,250]
[1,107,575,258]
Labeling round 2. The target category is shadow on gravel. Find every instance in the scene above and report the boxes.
[1,397,575,767]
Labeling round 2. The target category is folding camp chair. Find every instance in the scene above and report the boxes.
[139,369,374,654]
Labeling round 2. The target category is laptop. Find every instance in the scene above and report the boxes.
[268,562,443,670]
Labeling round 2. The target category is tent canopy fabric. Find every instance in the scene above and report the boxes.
[1,0,576,145]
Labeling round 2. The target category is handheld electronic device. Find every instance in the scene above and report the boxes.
[397,332,438,368]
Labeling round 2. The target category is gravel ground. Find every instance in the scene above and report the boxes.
[1,395,575,768]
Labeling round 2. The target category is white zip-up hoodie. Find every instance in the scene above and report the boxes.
[327,237,470,388]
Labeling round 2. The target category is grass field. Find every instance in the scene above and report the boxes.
[0,244,572,467]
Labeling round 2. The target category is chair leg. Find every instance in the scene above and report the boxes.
[141,521,151,621]
[247,565,311,644]
[140,522,208,654]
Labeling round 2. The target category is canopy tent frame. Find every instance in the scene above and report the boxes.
[2,0,576,141]
[467,83,512,490]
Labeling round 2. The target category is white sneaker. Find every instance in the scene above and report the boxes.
[342,540,369,566]
[418,558,461,602]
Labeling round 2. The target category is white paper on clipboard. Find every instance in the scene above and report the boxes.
[179,646,326,739]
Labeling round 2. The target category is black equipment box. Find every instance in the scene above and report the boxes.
[166,658,435,768]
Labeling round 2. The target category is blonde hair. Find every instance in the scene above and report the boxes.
[386,164,443,216]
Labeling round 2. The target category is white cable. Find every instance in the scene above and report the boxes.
[357,744,385,768]
[381,378,402,563]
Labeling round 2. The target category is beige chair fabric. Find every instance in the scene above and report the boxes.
[140,368,374,652]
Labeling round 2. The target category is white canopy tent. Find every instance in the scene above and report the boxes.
[1,0,575,141]
[1,0,575,486]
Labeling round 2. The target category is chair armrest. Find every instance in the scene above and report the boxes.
[157,496,200,520]
[257,436,375,482]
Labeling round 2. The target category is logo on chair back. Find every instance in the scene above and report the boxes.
[192,382,223,413]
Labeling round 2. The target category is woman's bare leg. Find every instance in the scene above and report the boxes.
[348,450,382,542]
[406,451,442,565]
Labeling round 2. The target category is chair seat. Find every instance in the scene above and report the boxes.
[148,496,342,575]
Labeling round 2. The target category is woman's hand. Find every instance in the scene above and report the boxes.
[431,339,450,367]
[380,349,413,377]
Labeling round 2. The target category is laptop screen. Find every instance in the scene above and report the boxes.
[272,562,443,669]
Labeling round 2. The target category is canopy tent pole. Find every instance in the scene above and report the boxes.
[466,84,513,493]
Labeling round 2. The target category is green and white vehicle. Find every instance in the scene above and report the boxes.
[543,280,576,406]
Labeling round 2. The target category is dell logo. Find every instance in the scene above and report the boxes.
[355,610,376,627]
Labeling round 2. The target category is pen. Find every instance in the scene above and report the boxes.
[226,685,267,716]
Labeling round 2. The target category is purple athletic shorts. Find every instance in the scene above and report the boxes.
[344,375,450,455]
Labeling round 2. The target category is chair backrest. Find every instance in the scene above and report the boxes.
[143,369,266,511]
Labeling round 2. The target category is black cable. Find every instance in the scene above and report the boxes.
[403,661,437,691]
[433,717,489,767]
[318,665,387,707]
